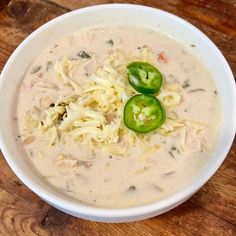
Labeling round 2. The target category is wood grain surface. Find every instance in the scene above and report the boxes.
[0,0,235,235]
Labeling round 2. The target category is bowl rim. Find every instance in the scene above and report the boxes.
[0,3,236,219]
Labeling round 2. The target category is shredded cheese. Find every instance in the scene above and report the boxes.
[24,48,209,155]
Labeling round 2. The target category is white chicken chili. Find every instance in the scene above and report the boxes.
[16,26,220,208]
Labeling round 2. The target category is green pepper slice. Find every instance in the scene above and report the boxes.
[124,94,165,133]
[127,62,163,94]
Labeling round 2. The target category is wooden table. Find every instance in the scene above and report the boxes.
[0,0,235,235]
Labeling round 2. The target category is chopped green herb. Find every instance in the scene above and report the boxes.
[187,88,206,93]
[191,44,196,47]
[163,171,175,176]
[77,51,91,59]
[168,151,175,159]
[128,185,136,191]
[182,80,190,88]
[28,149,33,157]
[153,185,163,192]
[107,39,114,46]
[171,146,180,153]
[214,90,218,95]
[30,65,42,74]
[46,61,53,71]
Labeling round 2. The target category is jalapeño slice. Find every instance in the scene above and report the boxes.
[124,94,165,133]
[127,62,163,94]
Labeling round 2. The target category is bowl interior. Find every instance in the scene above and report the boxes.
[0,4,235,221]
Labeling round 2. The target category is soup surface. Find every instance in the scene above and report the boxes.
[16,26,220,208]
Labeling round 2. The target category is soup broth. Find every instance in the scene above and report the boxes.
[16,26,220,208]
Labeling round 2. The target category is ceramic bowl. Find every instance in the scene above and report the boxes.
[0,4,235,222]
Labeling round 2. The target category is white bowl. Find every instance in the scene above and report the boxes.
[0,4,235,223]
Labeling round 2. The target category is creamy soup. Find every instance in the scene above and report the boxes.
[16,26,220,208]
